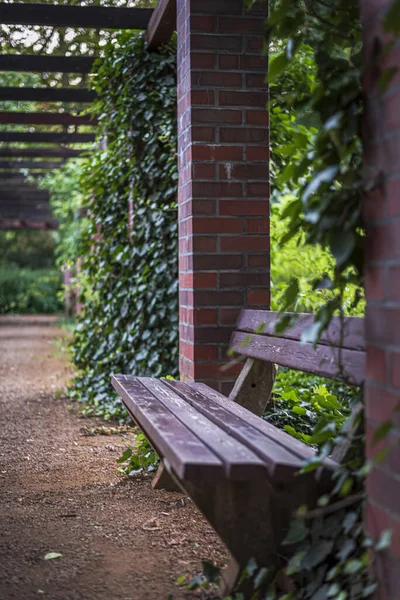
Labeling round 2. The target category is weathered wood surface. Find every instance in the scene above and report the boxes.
[0,87,96,103]
[166,380,315,481]
[111,375,224,481]
[0,3,153,29]
[230,331,365,385]
[229,358,276,415]
[146,0,176,51]
[236,310,365,351]
[0,55,96,73]
[0,111,97,126]
[139,378,269,480]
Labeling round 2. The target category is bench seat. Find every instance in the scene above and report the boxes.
[112,374,334,483]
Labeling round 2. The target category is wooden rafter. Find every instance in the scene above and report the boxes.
[0,4,153,29]
[0,219,58,230]
[0,148,84,158]
[146,0,176,51]
[0,111,97,126]
[0,160,63,170]
[0,55,97,73]
[0,132,95,143]
[0,87,95,102]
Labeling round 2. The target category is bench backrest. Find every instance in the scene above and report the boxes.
[230,310,365,387]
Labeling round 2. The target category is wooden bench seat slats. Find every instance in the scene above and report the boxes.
[165,380,313,481]
[231,331,365,386]
[112,375,224,480]
[138,377,269,480]
[237,311,365,351]
[188,382,337,470]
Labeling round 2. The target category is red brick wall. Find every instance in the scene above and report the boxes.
[176,0,269,393]
[362,0,400,596]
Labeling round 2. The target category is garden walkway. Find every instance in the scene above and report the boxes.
[0,315,225,600]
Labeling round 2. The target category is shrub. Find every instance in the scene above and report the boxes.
[0,268,62,314]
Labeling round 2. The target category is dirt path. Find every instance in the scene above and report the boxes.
[0,316,226,600]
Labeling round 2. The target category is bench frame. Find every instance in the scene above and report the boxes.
[112,310,365,596]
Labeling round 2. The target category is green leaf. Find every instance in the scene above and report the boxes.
[383,0,400,34]
[282,519,309,545]
[44,552,63,560]
[376,529,393,552]
[202,561,220,583]
[330,232,356,267]
[269,53,290,81]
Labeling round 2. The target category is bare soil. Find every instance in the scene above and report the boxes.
[0,315,227,600]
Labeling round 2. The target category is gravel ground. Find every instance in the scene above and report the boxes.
[0,315,226,600]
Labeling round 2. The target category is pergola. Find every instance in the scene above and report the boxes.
[0,0,175,230]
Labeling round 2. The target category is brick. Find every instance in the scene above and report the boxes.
[220,127,268,143]
[219,200,268,216]
[367,346,387,384]
[191,34,243,52]
[192,107,243,125]
[247,218,269,234]
[191,53,216,70]
[246,109,269,126]
[366,307,400,346]
[388,266,400,302]
[218,16,264,34]
[248,254,270,268]
[218,54,240,70]
[219,307,241,326]
[193,163,216,180]
[191,89,215,105]
[219,90,267,107]
[247,146,269,162]
[386,178,400,218]
[390,352,400,389]
[192,236,217,252]
[194,71,242,88]
[220,236,270,253]
[191,126,216,142]
[367,466,400,515]
[365,264,386,302]
[220,272,268,288]
[219,163,268,180]
[190,15,217,32]
[365,384,400,426]
[247,289,270,306]
[191,144,243,162]
[192,217,244,234]
[192,181,243,198]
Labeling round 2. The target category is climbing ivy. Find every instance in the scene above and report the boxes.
[69,32,178,420]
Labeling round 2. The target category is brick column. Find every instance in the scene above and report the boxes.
[362,1,400,597]
[177,0,269,393]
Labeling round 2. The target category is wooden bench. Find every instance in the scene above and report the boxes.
[111,310,365,594]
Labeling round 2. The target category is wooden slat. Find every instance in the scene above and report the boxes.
[0,219,57,230]
[189,382,337,470]
[0,111,97,126]
[236,311,365,351]
[0,161,63,170]
[0,148,84,158]
[146,0,176,51]
[0,87,96,103]
[111,375,224,481]
[0,4,153,29]
[0,55,96,73]
[0,172,47,179]
[0,132,95,144]
[139,377,269,480]
[231,331,365,386]
[165,380,309,482]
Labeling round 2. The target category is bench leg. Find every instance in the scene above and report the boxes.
[180,477,317,598]
[152,461,181,492]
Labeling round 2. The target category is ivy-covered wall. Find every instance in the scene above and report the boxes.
[70,33,178,420]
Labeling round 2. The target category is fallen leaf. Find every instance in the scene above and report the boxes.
[44,552,63,560]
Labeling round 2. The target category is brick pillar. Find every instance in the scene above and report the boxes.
[362,1,400,597]
[177,0,269,393]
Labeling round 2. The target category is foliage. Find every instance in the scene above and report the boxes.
[0,230,57,270]
[68,32,178,421]
[265,369,356,445]
[0,267,62,314]
[116,433,160,477]
[40,161,88,271]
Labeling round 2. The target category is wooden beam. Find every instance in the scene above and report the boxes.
[0,172,48,179]
[0,111,97,126]
[0,87,95,102]
[0,219,58,230]
[0,55,97,73]
[0,4,153,29]
[0,147,84,158]
[0,132,95,144]
[0,161,63,170]
[146,0,176,51]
